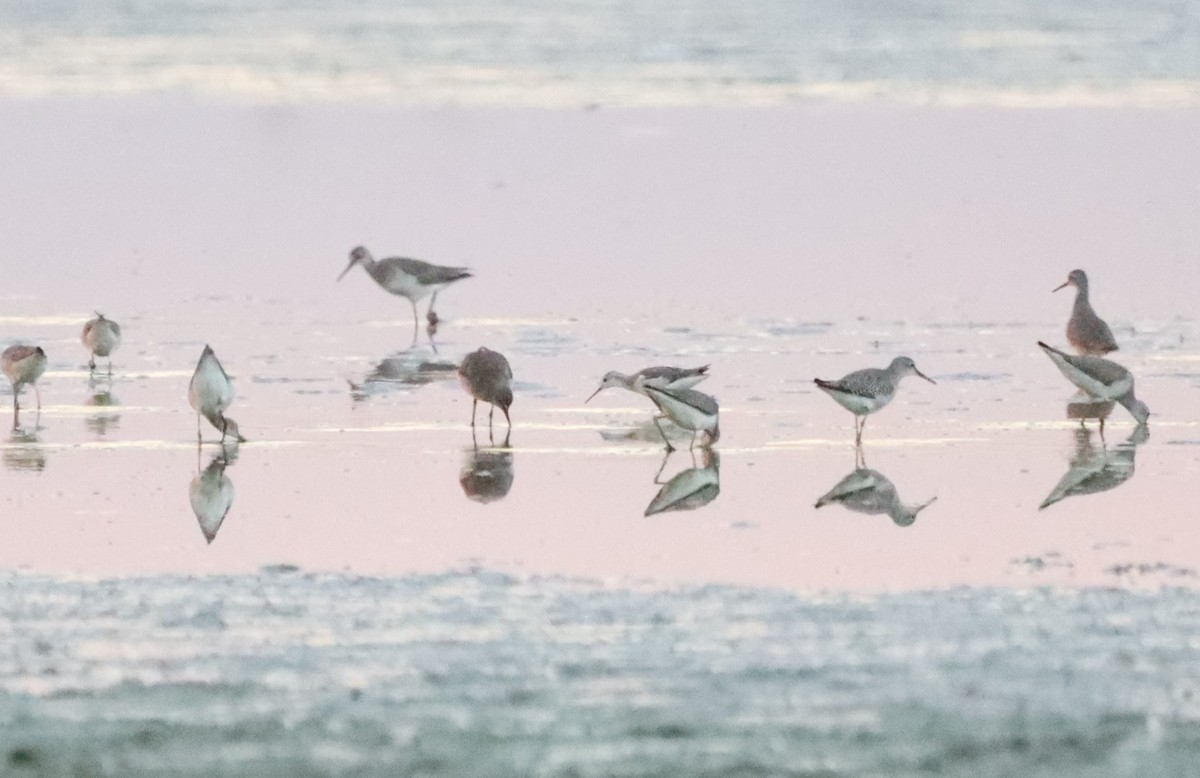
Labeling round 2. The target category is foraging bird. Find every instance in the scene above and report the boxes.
[338,245,472,339]
[188,345,246,444]
[2,345,47,418]
[1037,341,1150,425]
[81,312,122,372]
[1053,269,1118,356]
[814,467,937,528]
[642,385,720,451]
[586,365,710,402]
[814,357,935,442]
[458,347,513,433]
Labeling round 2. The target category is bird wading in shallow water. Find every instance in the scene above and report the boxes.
[81,312,122,372]
[814,356,936,443]
[188,345,246,444]
[458,347,513,438]
[1053,269,1118,356]
[642,385,720,451]
[586,364,710,402]
[1037,341,1149,425]
[338,245,472,342]
[2,345,48,422]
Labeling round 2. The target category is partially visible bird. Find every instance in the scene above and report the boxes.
[458,347,513,434]
[586,365,710,402]
[338,245,472,340]
[188,345,246,444]
[2,344,48,418]
[81,312,122,372]
[1053,269,1118,356]
[1037,341,1149,425]
[642,385,720,451]
[814,356,935,442]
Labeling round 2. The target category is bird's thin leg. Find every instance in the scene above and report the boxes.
[408,300,419,344]
[1099,417,1107,448]
[197,414,203,445]
[652,415,675,452]
[88,356,96,371]
[689,430,698,450]
[427,291,440,322]
[653,450,672,483]
[470,399,478,428]
[34,384,41,411]
[107,359,113,375]
[220,417,228,444]
[488,405,495,431]
[855,441,866,469]
[502,406,511,431]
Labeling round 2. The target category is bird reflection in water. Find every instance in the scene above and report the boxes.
[3,426,47,473]
[644,448,720,516]
[460,432,514,503]
[349,349,459,403]
[1066,397,1116,440]
[189,444,237,543]
[1039,422,1148,510]
[84,375,121,437]
[814,446,937,527]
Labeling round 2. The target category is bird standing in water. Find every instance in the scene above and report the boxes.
[188,345,246,444]
[2,344,47,421]
[814,356,936,443]
[585,364,710,402]
[81,312,122,372]
[642,385,720,451]
[338,245,472,342]
[458,347,513,436]
[1053,269,1118,356]
[1037,341,1149,425]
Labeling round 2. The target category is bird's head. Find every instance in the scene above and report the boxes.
[339,246,370,282]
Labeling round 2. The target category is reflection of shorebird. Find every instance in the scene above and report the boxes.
[814,452,937,527]
[189,447,236,543]
[1039,425,1148,510]
[814,357,935,443]
[338,245,472,342]
[644,448,720,516]
[586,365,710,402]
[459,347,513,437]
[1053,269,1118,355]
[188,345,246,444]
[459,437,514,504]
[3,427,47,473]
[1037,342,1149,425]
[349,350,459,401]
[643,385,719,451]
[81,312,121,372]
[2,344,47,423]
[84,381,121,436]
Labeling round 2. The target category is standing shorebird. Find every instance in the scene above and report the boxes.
[338,245,472,340]
[1053,269,1118,356]
[642,385,720,451]
[458,347,513,435]
[188,345,246,444]
[1037,341,1150,425]
[585,365,710,402]
[81,312,122,372]
[814,357,935,443]
[2,345,48,420]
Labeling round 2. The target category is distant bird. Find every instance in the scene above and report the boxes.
[586,365,710,402]
[1037,341,1149,425]
[1053,269,1118,356]
[814,357,935,442]
[814,467,937,528]
[188,345,246,444]
[458,347,513,433]
[642,385,719,451]
[338,245,472,339]
[81,312,122,372]
[2,345,47,417]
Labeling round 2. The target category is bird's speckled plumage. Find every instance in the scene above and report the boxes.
[814,356,935,442]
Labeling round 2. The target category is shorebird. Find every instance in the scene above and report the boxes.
[338,245,472,340]
[81,312,121,372]
[458,347,513,434]
[642,385,719,451]
[585,365,710,402]
[814,357,935,442]
[188,345,246,444]
[1053,269,1118,356]
[1037,341,1150,425]
[2,345,47,418]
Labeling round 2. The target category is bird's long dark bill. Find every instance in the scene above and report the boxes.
[584,386,604,403]
[915,369,936,384]
[1051,280,1071,292]
[336,260,356,282]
